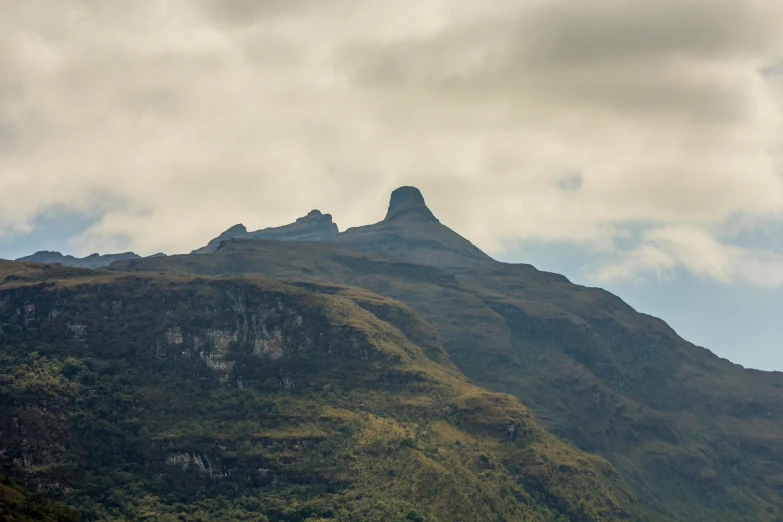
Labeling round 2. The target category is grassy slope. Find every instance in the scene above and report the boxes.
[0,260,638,521]
[108,240,783,521]
[0,480,78,522]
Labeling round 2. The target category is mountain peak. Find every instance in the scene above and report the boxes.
[193,211,339,254]
[222,224,248,236]
[385,186,438,222]
[295,209,331,223]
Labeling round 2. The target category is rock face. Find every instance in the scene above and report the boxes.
[15,250,141,269]
[193,210,339,254]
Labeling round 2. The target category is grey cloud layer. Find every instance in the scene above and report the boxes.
[1,0,782,284]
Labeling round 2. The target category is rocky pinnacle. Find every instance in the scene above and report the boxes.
[385,186,439,222]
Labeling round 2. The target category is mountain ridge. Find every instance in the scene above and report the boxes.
[192,209,340,254]
[6,186,783,520]
[15,250,142,269]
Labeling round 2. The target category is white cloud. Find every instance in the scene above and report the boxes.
[1,0,782,285]
[590,226,783,286]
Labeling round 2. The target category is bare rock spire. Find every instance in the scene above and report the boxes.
[384,186,439,222]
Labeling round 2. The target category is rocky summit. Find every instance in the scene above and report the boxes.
[3,186,783,521]
[193,209,340,254]
[384,186,439,222]
[333,186,493,267]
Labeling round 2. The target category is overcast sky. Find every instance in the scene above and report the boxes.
[2,1,783,370]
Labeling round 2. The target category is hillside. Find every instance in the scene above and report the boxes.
[108,187,783,521]
[0,260,639,521]
[0,479,77,522]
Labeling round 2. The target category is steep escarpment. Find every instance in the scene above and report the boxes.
[0,262,638,521]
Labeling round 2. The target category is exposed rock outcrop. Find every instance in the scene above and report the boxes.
[193,210,339,254]
[385,186,439,222]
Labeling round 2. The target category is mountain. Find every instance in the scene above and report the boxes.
[108,187,783,521]
[333,186,494,268]
[15,251,141,269]
[0,260,639,521]
[193,209,339,254]
[192,187,487,268]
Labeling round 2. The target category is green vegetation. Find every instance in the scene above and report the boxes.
[107,235,783,521]
[0,263,638,520]
[0,479,77,522]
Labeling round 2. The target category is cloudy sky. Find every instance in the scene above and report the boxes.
[2,0,783,370]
